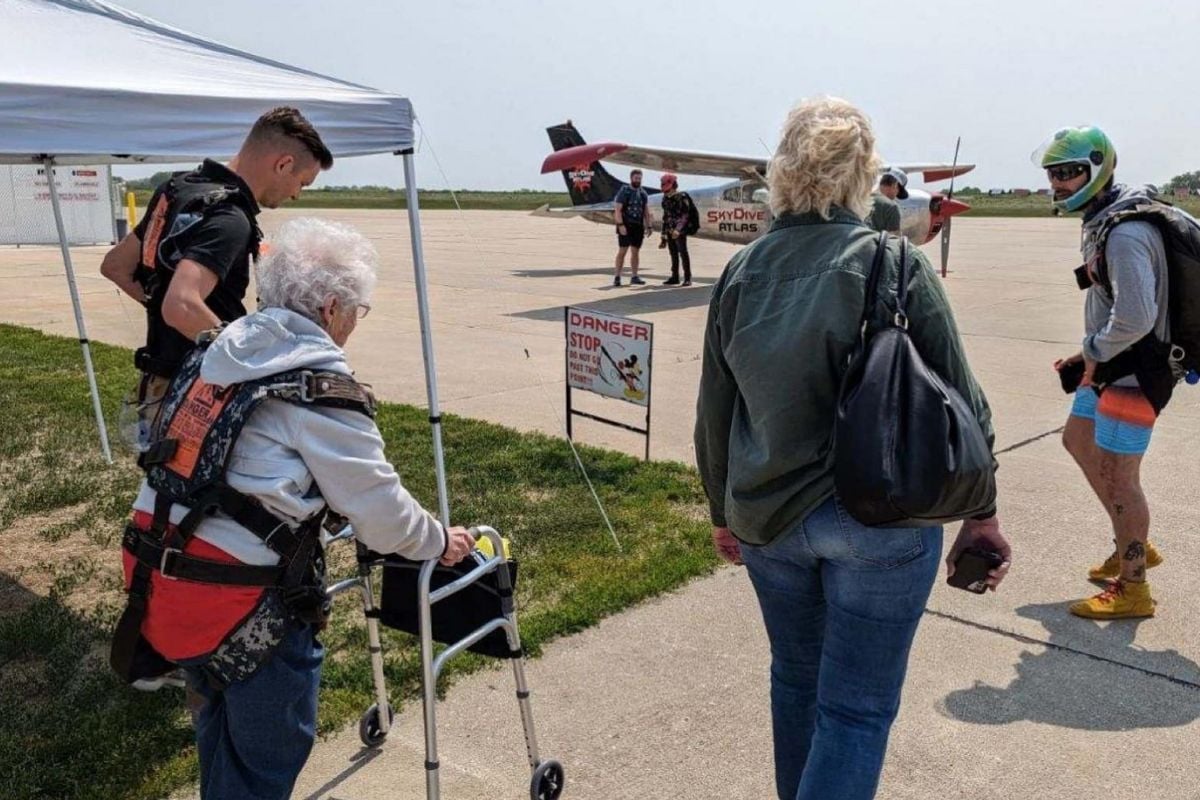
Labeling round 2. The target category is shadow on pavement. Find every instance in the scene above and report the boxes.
[940,601,1200,731]
[509,280,716,322]
[297,746,382,800]
[510,266,615,279]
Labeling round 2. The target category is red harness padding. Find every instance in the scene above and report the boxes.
[121,510,265,662]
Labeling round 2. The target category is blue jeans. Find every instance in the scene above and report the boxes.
[741,496,941,800]
[185,622,324,800]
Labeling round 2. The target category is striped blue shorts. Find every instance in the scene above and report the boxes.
[1070,386,1157,456]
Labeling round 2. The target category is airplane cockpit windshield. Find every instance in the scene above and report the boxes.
[722,183,763,203]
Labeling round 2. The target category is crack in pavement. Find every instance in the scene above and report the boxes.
[923,608,1200,691]
[994,425,1065,456]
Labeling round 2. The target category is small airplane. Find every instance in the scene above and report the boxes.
[536,121,974,274]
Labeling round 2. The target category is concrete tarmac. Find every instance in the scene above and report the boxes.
[5,211,1199,799]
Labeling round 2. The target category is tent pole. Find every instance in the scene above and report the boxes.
[400,151,450,527]
[43,157,113,464]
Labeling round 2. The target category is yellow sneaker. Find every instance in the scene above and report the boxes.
[1069,579,1156,619]
[1087,541,1163,582]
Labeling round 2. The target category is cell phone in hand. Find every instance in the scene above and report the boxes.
[947,547,1005,594]
[1058,359,1086,394]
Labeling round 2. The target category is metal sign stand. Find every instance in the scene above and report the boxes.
[563,307,653,460]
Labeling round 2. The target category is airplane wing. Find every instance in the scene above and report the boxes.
[888,163,976,182]
[530,201,616,217]
[541,142,766,181]
[541,142,976,184]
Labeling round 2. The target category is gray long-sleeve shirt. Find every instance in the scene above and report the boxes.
[133,308,447,566]
[1080,186,1169,384]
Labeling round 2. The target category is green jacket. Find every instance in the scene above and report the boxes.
[867,194,901,233]
[693,208,994,545]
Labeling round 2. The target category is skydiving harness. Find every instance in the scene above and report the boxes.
[134,167,262,378]
[110,340,376,688]
[1074,197,1200,413]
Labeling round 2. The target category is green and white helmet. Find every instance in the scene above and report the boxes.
[1033,126,1117,212]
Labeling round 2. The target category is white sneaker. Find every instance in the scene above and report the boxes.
[132,669,187,691]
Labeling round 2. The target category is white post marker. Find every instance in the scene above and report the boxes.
[43,157,112,464]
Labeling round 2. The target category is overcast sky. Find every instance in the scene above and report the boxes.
[112,0,1200,195]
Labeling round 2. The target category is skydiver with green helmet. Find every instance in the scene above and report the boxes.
[1037,125,1167,619]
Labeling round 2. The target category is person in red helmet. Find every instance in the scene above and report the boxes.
[658,173,696,286]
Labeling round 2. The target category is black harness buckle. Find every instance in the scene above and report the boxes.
[141,437,178,467]
[298,370,317,403]
[159,546,182,580]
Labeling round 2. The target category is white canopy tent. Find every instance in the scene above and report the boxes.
[0,0,450,524]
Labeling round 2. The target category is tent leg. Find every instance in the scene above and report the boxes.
[400,152,450,526]
[43,158,113,465]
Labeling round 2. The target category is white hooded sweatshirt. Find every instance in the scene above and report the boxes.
[132,308,446,566]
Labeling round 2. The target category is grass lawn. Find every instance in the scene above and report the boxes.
[955,192,1200,218]
[0,324,718,800]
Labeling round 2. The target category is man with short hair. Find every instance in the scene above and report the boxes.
[1041,125,1167,619]
[101,106,332,445]
[867,167,906,233]
[613,169,649,286]
[878,167,908,202]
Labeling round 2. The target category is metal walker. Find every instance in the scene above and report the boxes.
[326,524,565,800]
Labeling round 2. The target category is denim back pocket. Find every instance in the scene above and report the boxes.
[832,498,926,569]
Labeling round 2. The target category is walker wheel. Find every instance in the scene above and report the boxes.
[358,703,394,748]
[530,759,565,800]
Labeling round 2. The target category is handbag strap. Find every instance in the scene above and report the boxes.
[857,232,914,344]
[858,232,890,340]
[894,237,910,329]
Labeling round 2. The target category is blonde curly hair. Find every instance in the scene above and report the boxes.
[767,97,880,221]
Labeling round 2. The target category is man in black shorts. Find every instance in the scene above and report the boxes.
[612,169,649,286]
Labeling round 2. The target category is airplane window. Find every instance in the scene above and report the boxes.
[722,185,742,202]
[751,188,769,204]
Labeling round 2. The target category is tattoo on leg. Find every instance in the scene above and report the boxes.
[1114,503,1124,515]
[1123,541,1146,561]
[1132,565,1146,580]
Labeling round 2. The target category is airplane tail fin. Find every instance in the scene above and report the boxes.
[546,121,627,206]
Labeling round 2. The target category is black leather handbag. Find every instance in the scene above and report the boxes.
[834,233,996,528]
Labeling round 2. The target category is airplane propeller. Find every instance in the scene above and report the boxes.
[940,136,961,278]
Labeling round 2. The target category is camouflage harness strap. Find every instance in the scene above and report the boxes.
[258,369,378,416]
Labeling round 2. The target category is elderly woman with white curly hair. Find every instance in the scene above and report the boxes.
[118,217,474,800]
[694,98,1010,800]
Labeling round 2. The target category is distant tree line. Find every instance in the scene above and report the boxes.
[123,171,175,191]
[1163,171,1200,193]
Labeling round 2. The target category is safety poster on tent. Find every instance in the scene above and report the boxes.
[0,165,115,245]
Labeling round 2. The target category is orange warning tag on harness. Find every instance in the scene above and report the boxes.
[141,193,170,269]
[163,379,234,479]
